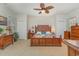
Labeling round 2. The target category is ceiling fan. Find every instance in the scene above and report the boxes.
[33,3,54,14]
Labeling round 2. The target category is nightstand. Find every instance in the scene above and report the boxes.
[28,31,34,39]
[64,31,70,39]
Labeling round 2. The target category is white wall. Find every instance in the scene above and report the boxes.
[65,8,79,30]
[55,15,67,38]
[0,4,17,32]
[27,15,56,32]
[16,14,27,40]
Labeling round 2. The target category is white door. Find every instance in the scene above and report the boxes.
[56,21,66,38]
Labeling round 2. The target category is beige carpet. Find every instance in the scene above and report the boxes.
[0,39,68,56]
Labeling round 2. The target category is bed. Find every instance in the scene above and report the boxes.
[31,25,62,46]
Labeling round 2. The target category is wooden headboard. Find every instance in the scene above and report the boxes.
[35,25,51,33]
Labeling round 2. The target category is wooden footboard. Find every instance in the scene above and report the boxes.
[31,38,62,46]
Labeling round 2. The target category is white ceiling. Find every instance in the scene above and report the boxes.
[6,3,79,16]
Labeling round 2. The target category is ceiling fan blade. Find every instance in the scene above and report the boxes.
[34,8,42,10]
[45,10,49,14]
[40,3,45,8]
[46,6,54,9]
[39,11,42,14]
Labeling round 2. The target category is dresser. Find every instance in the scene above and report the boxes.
[64,31,70,39]
[70,24,79,40]
[0,35,14,49]
[64,40,79,56]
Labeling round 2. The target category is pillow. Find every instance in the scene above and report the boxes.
[46,31,51,35]
[36,31,41,35]
[41,32,46,35]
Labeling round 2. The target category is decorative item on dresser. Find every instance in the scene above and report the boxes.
[70,24,79,40]
[64,31,70,39]
[0,35,14,49]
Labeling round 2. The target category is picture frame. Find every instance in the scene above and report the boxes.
[0,16,7,25]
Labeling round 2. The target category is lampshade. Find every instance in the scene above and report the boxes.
[0,16,4,21]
